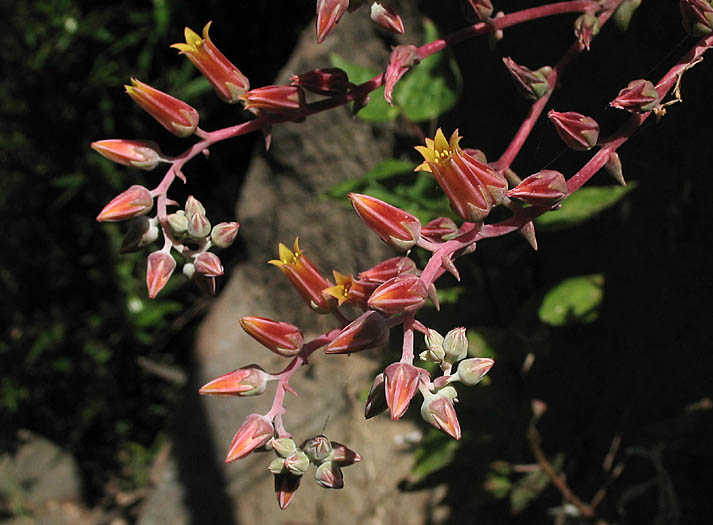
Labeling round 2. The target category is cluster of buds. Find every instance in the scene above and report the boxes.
[316,0,404,44]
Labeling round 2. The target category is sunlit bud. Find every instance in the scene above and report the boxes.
[192,272,216,296]
[519,221,538,251]
[271,438,297,458]
[91,139,161,170]
[367,275,428,315]
[239,85,304,113]
[605,151,626,186]
[421,329,445,362]
[184,195,206,218]
[274,472,301,509]
[384,45,418,104]
[225,414,274,463]
[316,0,349,43]
[574,14,600,51]
[97,185,153,223]
[443,327,468,364]
[421,217,459,243]
[370,3,405,34]
[171,22,250,103]
[610,79,660,113]
[419,345,445,364]
[290,68,350,96]
[421,391,461,440]
[268,238,334,313]
[364,373,388,419]
[507,170,569,207]
[194,252,224,277]
[323,271,379,309]
[167,211,189,237]
[301,435,333,463]
[325,311,389,354]
[285,450,310,476]
[120,216,159,254]
[268,457,286,475]
[455,357,494,386]
[613,0,642,31]
[468,0,494,20]
[384,362,425,420]
[348,193,421,251]
[210,221,240,248]
[502,57,552,101]
[547,110,600,151]
[415,129,508,222]
[199,364,270,397]
[125,78,199,137]
[329,441,362,466]
[680,0,713,36]
[314,461,344,489]
[188,212,211,239]
[240,316,304,357]
[358,257,418,283]
[146,250,176,299]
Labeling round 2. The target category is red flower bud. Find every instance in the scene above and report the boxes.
[324,311,389,354]
[384,45,418,104]
[314,461,344,489]
[96,185,153,223]
[384,362,425,420]
[316,0,349,43]
[680,0,713,36]
[507,170,569,207]
[239,85,304,113]
[194,252,224,277]
[146,251,176,299]
[91,139,161,170]
[349,193,421,251]
[502,57,552,101]
[421,217,459,243]
[547,110,600,151]
[290,68,350,96]
[370,3,405,35]
[239,316,304,357]
[125,78,199,137]
[211,222,240,248]
[226,414,274,463]
[610,79,660,113]
[328,441,362,466]
[358,256,418,283]
[274,472,301,509]
[199,365,270,397]
[574,14,600,51]
[421,391,461,440]
[367,275,428,315]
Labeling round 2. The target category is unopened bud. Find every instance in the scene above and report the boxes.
[364,373,388,419]
[225,414,274,463]
[547,110,600,151]
[239,85,304,113]
[184,195,206,218]
[507,170,569,207]
[443,327,468,365]
[268,457,286,475]
[314,461,344,489]
[502,57,552,101]
[328,441,362,466]
[285,450,311,476]
[680,0,713,36]
[240,316,304,357]
[274,472,301,509]
[455,357,494,386]
[146,250,176,299]
[97,185,153,223]
[199,364,270,397]
[574,14,600,51]
[421,390,461,440]
[370,3,405,35]
[188,212,211,239]
[125,78,199,137]
[316,0,349,43]
[421,217,458,243]
[610,79,660,114]
[349,193,421,251]
[91,139,161,170]
[167,211,189,237]
[367,275,428,315]
[384,45,418,104]
[271,438,297,458]
[324,311,389,354]
[358,256,418,283]
[302,435,333,463]
[194,252,224,277]
[384,362,425,420]
[211,222,240,248]
[291,68,350,96]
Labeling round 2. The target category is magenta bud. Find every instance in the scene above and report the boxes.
[290,68,350,96]
[502,57,552,101]
[610,79,660,113]
[324,311,389,354]
[226,414,274,463]
[240,316,303,357]
[421,217,459,243]
[367,275,428,315]
[680,0,713,36]
[349,193,421,251]
[328,441,362,466]
[146,250,176,299]
[370,3,405,35]
[314,461,344,489]
[97,185,153,223]
[274,472,301,509]
[91,139,161,170]
[199,364,270,397]
[547,110,600,151]
[384,362,426,420]
[421,391,461,440]
[194,252,224,277]
[239,85,304,113]
[574,14,600,51]
[316,0,349,43]
[384,45,418,104]
[211,222,240,248]
[507,170,569,207]
[358,256,418,283]
[364,373,388,419]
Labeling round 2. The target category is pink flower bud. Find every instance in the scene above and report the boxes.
[184,195,206,218]
[456,357,494,386]
[370,3,405,35]
[225,414,274,463]
[290,68,350,96]
[125,78,199,137]
[502,57,552,101]
[316,0,349,43]
[467,0,494,20]
[199,364,270,397]
[328,441,362,466]
[274,472,301,509]
[239,316,304,357]
[384,362,426,420]
[349,193,421,251]
[268,239,334,313]
[384,45,418,104]
[171,22,250,103]
[187,212,211,239]
[301,435,333,463]
[364,373,388,419]
[415,129,507,222]
[421,217,459,243]
[314,461,344,489]
[146,251,176,299]
[239,85,304,113]
[91,139,161,170]
[324,311,389,354]
[194,252,224,277]
[574,14,600,51]
[322,271,379,309]
[96,185,153,223]
[680,0,713,36]
[547,110,600,151]
[358,256,418,283]
[610,79,660,113]
[367,275,427,315]
[507,170,568,207]
[211,222,240,248]
[421,391,461,440]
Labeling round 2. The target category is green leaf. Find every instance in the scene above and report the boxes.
[329,53,400,122]
[535,183,636,231]
[538,274,605,326]
[324,159,416,200]
[393,20,462,121]
[408,429,461,486]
